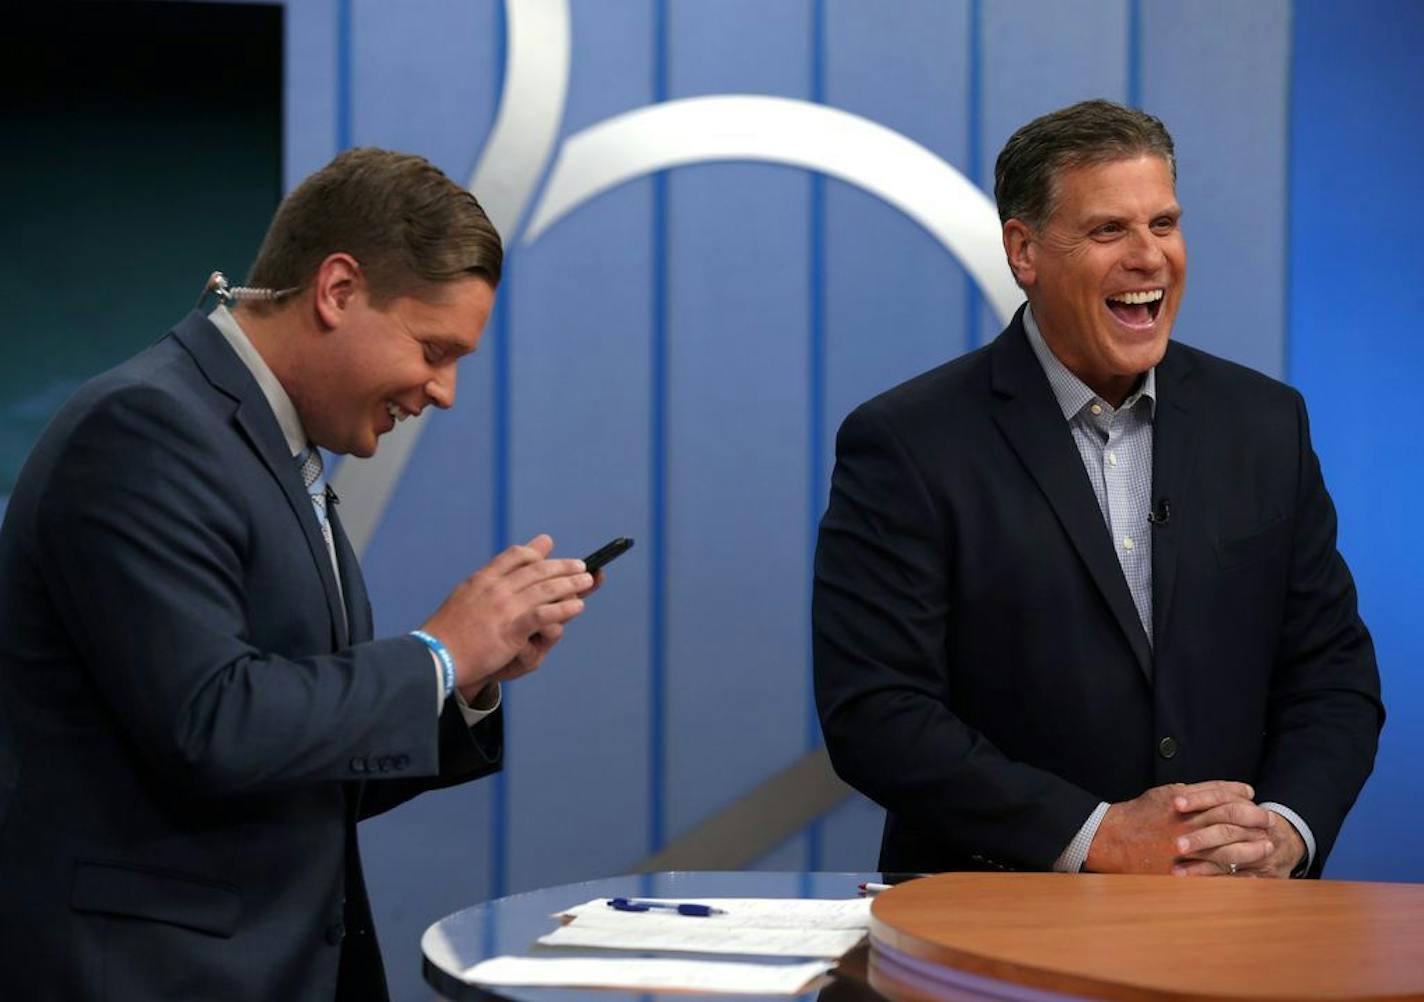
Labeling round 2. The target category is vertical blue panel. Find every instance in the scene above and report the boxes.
[337,3,504,996]
[650,0,671,859]
[818,0,973,871]
[504,0,657,893]
[1288,0,1424,882]
[1138,0,1290,378]
[662,0,813,867]
[817,791,890,871]
[978,0,1128,344]
[822,0,973,440]
[348,0,500,179]
[284,0,341,188]
[979,0,1129,181]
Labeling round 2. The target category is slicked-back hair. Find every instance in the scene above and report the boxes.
[245,147,503,307]
[993,99,1176,230]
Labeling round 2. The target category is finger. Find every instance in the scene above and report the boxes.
[1185,800,1273,832]
[511,571,594,610]
[483,538,554,577]
[1176,824,1271,857]
[1176,839,1274,872]
[1172,780,1256,813]
[523,534,555,557]
[579,569,606,598]
[1171,859,1223,877]
[504,559,590,595]
[513,597,586,637]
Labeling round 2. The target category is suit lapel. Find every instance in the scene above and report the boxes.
[170,312,348,650]
[1148,344,1198,648]
[989,312,1154,680]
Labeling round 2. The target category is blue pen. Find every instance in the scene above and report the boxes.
[606,897,725,917]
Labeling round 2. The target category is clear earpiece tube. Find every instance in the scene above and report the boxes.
[197,271,298,308]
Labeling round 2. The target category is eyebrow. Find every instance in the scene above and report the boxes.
[424,331,478,356]
[1080,204,1183,228]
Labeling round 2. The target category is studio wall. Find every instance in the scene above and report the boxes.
[3,3,1418,1000]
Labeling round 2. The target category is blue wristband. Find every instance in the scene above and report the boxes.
[410,629,456,698]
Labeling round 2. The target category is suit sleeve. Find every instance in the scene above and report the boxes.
[357,701,503,820]
[1252,391,1383,875]
[813,403,1100,870]
[37,383,448,797]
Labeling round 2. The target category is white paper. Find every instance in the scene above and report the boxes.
[462,955,834,993]
[559,896,872,930]
[538,912,866,958]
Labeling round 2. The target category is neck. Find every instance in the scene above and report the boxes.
[232,302,305,392]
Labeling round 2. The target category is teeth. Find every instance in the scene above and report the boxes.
[1107,289,1164,305]
[386,402,409,423]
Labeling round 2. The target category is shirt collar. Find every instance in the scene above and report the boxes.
[1023,304,1157,421]
[208,305,309,457]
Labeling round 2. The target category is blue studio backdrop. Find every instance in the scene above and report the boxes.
[45,1,1424,998]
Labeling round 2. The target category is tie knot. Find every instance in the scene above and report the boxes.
[297,447,324,492]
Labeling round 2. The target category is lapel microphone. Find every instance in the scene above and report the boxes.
[1148,498,1172,525]
[325,485,340,507]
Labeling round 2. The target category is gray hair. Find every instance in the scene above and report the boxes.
[993,99,1176,230]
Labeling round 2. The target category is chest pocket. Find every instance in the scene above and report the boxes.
[1214,514,1290,570]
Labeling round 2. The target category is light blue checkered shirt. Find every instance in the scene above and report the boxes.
[1020,307,1316,875]
[1023,307,1156,644]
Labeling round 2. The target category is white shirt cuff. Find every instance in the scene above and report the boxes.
[454,682,500,725]
[1054,801,1110,873]
[425,649,500,724]
[1260,801,1316,875]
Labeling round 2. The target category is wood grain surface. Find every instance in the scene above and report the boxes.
[868,872,1424,1001]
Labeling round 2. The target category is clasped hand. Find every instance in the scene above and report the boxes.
[1085,781,1306,878]
[419,534,597,700]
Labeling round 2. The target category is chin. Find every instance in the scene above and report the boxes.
[345,436,379,459]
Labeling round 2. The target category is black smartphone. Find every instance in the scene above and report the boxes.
[583,536,634,573]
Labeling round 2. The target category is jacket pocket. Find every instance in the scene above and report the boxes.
[70,860,242,938]
[1214,515,1290,569]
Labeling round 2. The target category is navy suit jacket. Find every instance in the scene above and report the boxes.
[0,312,502,1000]
[813,309,1383,876]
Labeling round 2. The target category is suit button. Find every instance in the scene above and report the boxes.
[326,922,345,945]
[1158,736,1179,759]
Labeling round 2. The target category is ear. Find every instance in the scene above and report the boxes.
[312,253,363,330]
[1002,219,1037,288]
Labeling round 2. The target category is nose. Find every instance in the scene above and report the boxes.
[426,366,457,409]
[1123,227,1167,272]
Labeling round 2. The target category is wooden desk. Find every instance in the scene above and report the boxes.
[868,873,1424,1001]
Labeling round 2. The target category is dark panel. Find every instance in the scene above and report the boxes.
[0,0,281,498]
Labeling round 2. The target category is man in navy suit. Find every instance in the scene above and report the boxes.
[815,101,1382,880]
[0,148,596,999]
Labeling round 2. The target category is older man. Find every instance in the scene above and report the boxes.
[814,100,1382,880]
[0,148,594,999]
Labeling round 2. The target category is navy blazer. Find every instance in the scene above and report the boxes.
[813,309,1382,876]
[0,313,502,1000]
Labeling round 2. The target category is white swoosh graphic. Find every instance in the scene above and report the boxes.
[524,94,1023,324]
[334,0,573,557]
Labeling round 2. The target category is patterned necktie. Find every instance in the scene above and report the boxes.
[296,446,331,543]
[296,445,348,639]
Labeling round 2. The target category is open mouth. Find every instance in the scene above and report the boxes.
[385,401,411,424]
[1105,289,1164,327]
